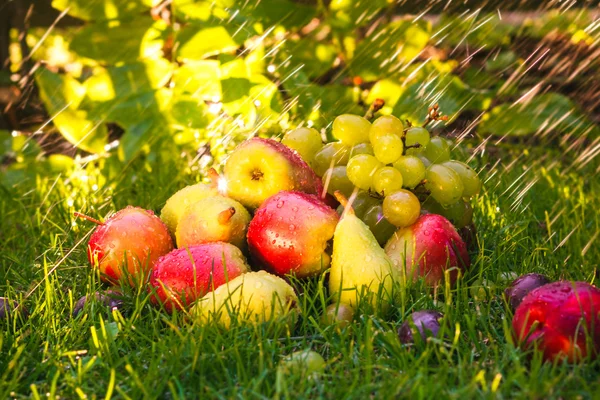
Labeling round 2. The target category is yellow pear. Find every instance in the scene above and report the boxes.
[160,181,219,236]
[328,192,399,310]
[191,271,299,328]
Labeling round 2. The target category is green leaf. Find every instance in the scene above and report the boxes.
[52,109,108,154]
[85,58,172,102]
[172,60,221,100]
[239,0,317,29]
[479,93,600,139]
[221,78,251,103]
[328,0,387,30]
[35,68,85,111]
[173,0,232,22]
[35,68,107,153]
[275,39,337,80]
[118,118,171,162]
[392,75,487,125]
[51,0,158,21]
[70,18,168,65]
[171,98,210,129]
[485,51,517,72]
[436,13,513,48]
[176,24,251,61]
[349,19,431,81]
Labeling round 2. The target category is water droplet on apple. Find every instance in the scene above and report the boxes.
[277,201,284,208]
[292,206,298,212]
[255,281,263,289]
[365,255,372,262]
[289,224,296,231]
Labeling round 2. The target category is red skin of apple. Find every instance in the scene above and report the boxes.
[385,214,470,286]
[513,281,600,362]
[87,206,173,283]
[247,191,339,278]
[149,242,250,312]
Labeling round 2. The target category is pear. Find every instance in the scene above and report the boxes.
[191,271,299,328]
[328,192,399,310]
[160,174,220,236]
[176,195,251,251]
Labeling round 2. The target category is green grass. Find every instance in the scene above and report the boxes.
[1,143,599,399]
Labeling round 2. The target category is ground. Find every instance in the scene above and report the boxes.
[1,141,599,399]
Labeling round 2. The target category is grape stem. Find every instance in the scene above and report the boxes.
[414,179,428,190]
[422,104,448,128]
[363,98,385,121]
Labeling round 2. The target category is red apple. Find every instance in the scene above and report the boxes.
[247,191,339,278]
[513,281,600,362]
[149,242,251,311]
[223,138,324,209]
[87,206,174,284]
[384,214,470,286]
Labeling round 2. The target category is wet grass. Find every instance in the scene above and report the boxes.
[0,143,599,399]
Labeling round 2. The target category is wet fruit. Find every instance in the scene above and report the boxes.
[150,242,250,312]
[398,310,443,344]
[248,191,338,278]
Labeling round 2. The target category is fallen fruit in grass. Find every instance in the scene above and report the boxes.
[0,298,27,320]
[175,195,250,251]
[72,289,124,317]
[192,270,299,327]
[398,310,444,344]
[513,281,600,362]
[223,137,323,209]
[248,191,338,278]
[504,273,551,310]
[85,206,174,284]
[385,214,470,286]
[279,350,326,376]
[150,243,250,312]
[160,181,219,236]
[321,303,354,329]
[328,192,398,310]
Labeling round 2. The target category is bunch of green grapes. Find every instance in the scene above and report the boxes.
[281,107,482,242]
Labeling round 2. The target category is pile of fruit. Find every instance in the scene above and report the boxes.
[2,103,599,365]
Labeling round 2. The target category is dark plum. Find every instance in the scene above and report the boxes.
[72,289,124,317]
[504,273,551,310]
[398,310,444,344]
[0,297,27,320]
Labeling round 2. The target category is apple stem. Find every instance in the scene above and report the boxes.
[74,212,103,225]
[333,191,355,216]
[218,207,236,224]
[207,168,220,189]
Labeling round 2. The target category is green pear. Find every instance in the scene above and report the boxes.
[192,271,299,328]
[328,192,398,310]
[160,181,219,236]
[176,195,251,251]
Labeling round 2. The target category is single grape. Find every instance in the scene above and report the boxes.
[404,126,430,149]
[313,142,350,177]
[350,142,374,157]
[332,114,371,146]
[422,197,473,229]
[281,127,323,166]
[441,160,481,197]
[323,166,354,197]
[372,167,403,196]
[418,155,432,168]
[424,137,450,163]
[392,156,426,189]
[424,164,464,206]
[382,190,421,228]
[373,133,403,164]
[363,204,396,245]
[369,115,404,143]
[346,154,382,190]
[338,190,380,219]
